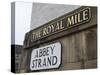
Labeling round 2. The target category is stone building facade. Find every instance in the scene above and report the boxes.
[11,45,23,73]
[20,6,97,73]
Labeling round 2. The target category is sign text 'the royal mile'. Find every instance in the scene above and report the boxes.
[30,7,91,42]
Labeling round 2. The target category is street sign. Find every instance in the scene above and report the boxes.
[30,42,61,71]
[30,7,91,43]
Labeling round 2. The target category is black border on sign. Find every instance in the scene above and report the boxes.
[28,42,62,72]
[29,7,91,43]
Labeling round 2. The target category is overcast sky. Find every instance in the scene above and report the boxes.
[31,3,80,30]
[12,2,80,45]
[12,2,32,45]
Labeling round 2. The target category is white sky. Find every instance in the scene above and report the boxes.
[14,2,32,45]
[13,2,80,45]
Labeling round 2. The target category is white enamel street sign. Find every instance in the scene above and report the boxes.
[30,42,61,71]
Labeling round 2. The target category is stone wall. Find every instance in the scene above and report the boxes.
[20,6,97,73]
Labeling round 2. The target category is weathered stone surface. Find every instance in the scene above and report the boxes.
[20,6,97,73]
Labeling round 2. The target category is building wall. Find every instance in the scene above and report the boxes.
[36,27,97,71]
[11,45,23,73]
[20,6,97,73]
